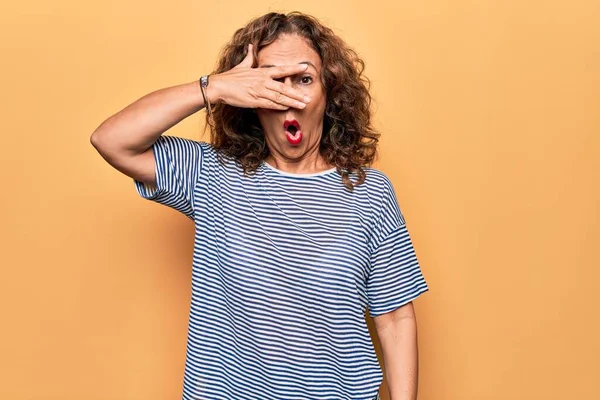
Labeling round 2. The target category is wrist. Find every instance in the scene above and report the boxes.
[207,74,225,105]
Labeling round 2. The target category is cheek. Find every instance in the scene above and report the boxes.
[256,109,277,127]
[303,94,327,124]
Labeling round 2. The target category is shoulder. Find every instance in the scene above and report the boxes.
[159,137,246,176]
[356,167,406,235]
[157,135,214,153]
[364,167,394,187]
[353,167,397,197]
[155,136,221,165]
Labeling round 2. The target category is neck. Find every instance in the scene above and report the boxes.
[265,145,332,175]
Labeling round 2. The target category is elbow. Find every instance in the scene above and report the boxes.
[90,128,108,158]
[90,130,100,150]
[90,118,116,156]
[90,127,118,164]
[90,115,116,154]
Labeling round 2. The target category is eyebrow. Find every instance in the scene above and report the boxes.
[259,61,317,70]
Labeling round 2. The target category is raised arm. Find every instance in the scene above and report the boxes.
[90,44,311,186]
[90,81,206,186]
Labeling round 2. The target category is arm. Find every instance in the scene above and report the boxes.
[90,81,206,186]
[373,302,419,400]
[90,44,310,186]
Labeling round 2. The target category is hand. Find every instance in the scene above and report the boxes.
[208,44,311,110]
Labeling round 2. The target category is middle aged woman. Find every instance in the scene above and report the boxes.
[91,11,429,400]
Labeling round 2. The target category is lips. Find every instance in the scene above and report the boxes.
[284,119,303,146]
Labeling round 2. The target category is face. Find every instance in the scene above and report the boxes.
[256,34,327,164]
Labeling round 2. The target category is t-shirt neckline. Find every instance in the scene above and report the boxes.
[261,161,338,177]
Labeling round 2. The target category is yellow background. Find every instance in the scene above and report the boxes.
[1,0,599,399]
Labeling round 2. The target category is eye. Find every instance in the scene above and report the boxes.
[300,76,313,85]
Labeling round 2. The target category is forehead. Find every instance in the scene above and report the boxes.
[257,34,322,69]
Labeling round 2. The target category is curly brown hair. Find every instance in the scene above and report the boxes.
[207,11,380,190]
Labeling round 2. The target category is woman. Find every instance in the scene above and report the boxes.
[91,11,428,400]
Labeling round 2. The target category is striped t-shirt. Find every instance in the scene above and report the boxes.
[134,135,428,400]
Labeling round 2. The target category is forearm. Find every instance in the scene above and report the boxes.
[384,317,418,399]
[91,80,205,156]
[374,303,419,400]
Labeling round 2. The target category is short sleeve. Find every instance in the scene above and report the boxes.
[366,177,429,317]
[133,135,204,219]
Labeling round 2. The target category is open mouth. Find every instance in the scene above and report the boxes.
[284,119,303,145]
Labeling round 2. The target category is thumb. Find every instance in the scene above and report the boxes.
[237,43,254,68]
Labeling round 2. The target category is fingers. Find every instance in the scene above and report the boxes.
[260,89,307,109]
[258,99,290,111]
[226,44,311,110]
[267,63,309,79]
[237,44,254,68]
[264,80,311,104]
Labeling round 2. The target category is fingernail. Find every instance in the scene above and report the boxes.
[298,102,306,109]
[303,96,311,103]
